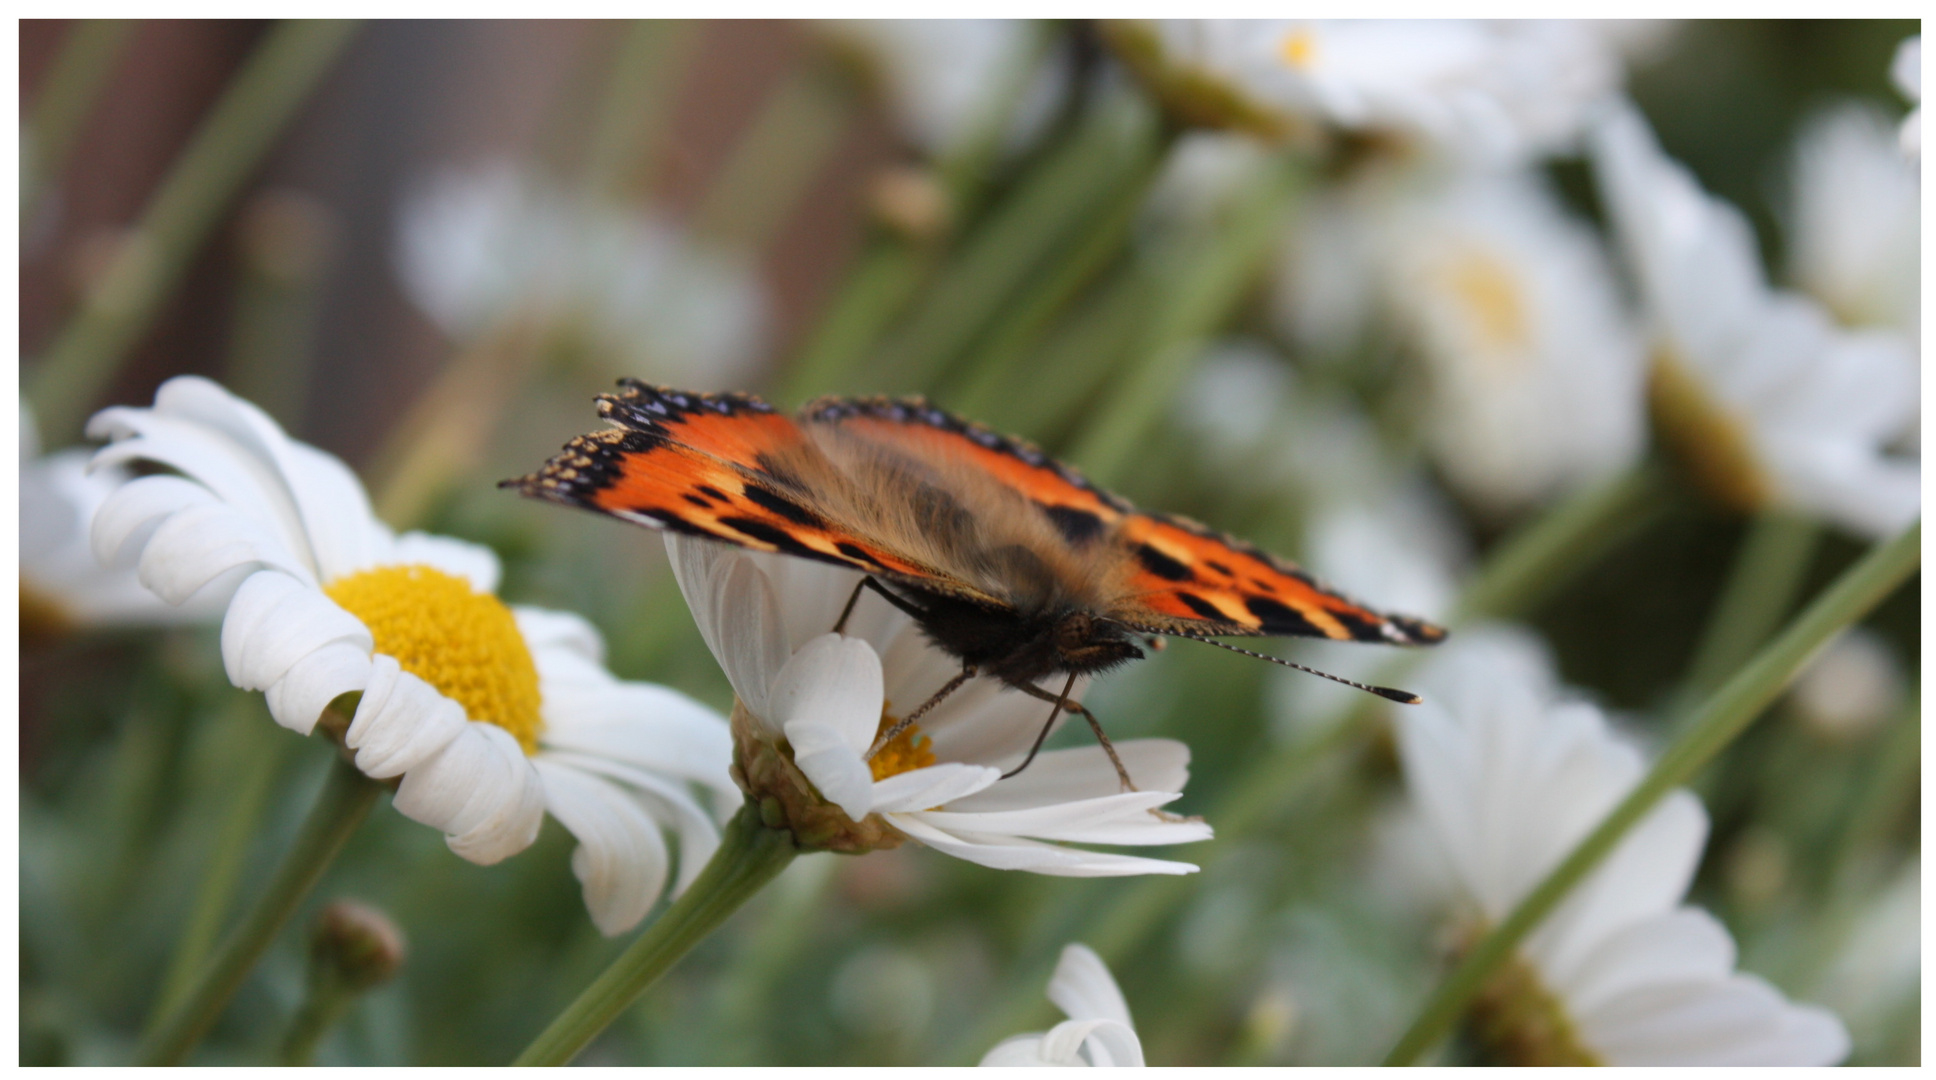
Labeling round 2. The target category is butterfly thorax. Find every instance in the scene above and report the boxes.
[895,584,1146,686]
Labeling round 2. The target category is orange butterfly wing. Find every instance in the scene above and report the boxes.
[507,382,942,582]
[799,396,1445,647]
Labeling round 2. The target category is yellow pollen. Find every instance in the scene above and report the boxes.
[324,564,544,754]
[869,705,935,782]
[1442,249,1531,361]
[1280,27,1318,69]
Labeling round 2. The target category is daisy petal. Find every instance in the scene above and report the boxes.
[945,741,1191,812]
[888,816,1201,876]
[868,762,1002,813]
[1048,943,1135,1028]
[345,658,467,778]
[264,641,373,735]
[220,570,373,693]
[534,759,671,935]
[394,723,545,865]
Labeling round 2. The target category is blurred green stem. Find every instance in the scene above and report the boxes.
[1383,520,1920,1066]
[514,803,796,1066]
[1668,509,1820,723]
[858,98,1159,395]
[23,19,136,216]
[28,19,360,445]
[582,20,696,202]
[939,460,1674,1063]
[152,718,290,1020]
[692,65,849,252]
[1067,155,1305,487]
[138,748,382,1066]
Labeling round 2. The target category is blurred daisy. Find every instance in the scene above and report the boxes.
[1786,103,1919,339]
[1592,101,1919,539]
[1115,20,1625,164]
[667,534,1211,876]
[1384,169,1647,515]
[821,20,1066,161]
[21,402,222,634]
[1786,626,1905,742]
[1394,625,1850,1066]
[395,161,767,385]
[980,944,1145,1066]
[1892,36,1919,160]
[87,377,736,934]
[1813,857,1918,1060]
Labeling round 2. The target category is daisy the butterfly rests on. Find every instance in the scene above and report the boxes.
[507,382,1446,788]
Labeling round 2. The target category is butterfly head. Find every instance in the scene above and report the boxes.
[1046,612,1145,677]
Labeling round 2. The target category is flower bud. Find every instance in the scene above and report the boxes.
[729,700,906,854]
[311,900,406,993]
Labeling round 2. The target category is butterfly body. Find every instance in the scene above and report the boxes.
[508,382,1444,700]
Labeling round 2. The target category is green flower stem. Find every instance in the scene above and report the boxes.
[513,803,797,1066]
[23,19,137,215]
[1066,154,1306,487]
[581,20,696,202]
[151,719,290,1019]
[277,973,357,1066]
[1383,520,1920,1067]
[944,136,1170,417]
[137,749,383,1066]
[28,19,361,445]
[1668,509,1821,723]
[938,462,1673,1063]
[858,97,1161,395]
[692,65,849,253]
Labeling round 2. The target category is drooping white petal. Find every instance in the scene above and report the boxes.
[344,657,467,779]
[394,722,546,865]
[888,816,1201,876]
[1558,908,1737,1019]
[513,605,607,664]
[539,751,725,896]
[945,742,1190,813]
[785,723,878,823]
[136,500,311,603]
[533,758,671,936]
[89,474,219,570]
[264,641,373,735]
[1583,975,1850,1066]
[868,762,1002,814]
[220,570,373,695]
[913,790,1212,846]
[667,534,791,716]
[770,633,886,820]
[1048,944,1134,1028]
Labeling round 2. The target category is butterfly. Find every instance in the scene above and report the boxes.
[507,381,1445,779]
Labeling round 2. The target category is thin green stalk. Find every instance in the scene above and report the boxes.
[28,20,361,444]
[137,750,384,1066]
[24,19,137,215]
[938,463,1673,1063]
[944,138,1169,415]
[582,20,696,202]
[691,66,848,253]
[1669,509,1821,721]
[151,722,290,1019]
[278,979,355,1066]
[1383,520,1920,1067]
[1066,155,1305,487]
[859,97,1159,395]
[514,803,797,1066]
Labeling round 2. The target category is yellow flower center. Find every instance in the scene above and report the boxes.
[1649,346,1772,513]
[869,704,935,782]
[324,564,544,754]
[1443,248,1531,360]
[1280,27,1319,70]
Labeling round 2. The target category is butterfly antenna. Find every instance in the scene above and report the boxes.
[1180,637,1422,704]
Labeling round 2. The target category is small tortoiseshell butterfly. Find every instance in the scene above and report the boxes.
[508,382,1445,779]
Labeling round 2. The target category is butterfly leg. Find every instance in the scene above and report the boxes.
[1000,672,1077,780]
[834,575,930,636]
[1010,680,1138,792]
[865,665,977,761]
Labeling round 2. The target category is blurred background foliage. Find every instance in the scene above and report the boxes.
[19,19,1919,1065]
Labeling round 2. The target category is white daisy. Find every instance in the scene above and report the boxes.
[1891,36,1919,160]
[1786,626,1906,742]
[1116,20,1625,165]
[394,161,767,385]
[1592,100,1919,540]
[85,376,737,934]
[1786,102,1919,339]
[980,943,1145,1066]
[666,533,1211,876]
[1393,625,1851,1066]
[21,402,223,632]
[1382,168,1647,515]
